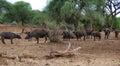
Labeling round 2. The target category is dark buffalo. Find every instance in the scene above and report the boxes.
[103,27,110,39]
[92,31,101,41]
[73,31,86,40]
[114,29,120,39]
[69,32,76,39]
[86,29,93,39]
[62,30,70,41]
[25,29,49,44]
[0,32,21,44]
[62,30,76,41]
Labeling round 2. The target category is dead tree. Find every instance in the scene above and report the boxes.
[45,42,81,59]
[104,0,120,29]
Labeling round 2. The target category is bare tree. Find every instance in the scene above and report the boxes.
[104,0,120,29]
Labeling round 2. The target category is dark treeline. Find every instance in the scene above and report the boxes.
[0,0,120,30]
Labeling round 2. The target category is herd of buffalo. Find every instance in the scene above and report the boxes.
[0,27,120,44]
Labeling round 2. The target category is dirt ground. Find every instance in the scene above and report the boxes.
[0,25,120,66]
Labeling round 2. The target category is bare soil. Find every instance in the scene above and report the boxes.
[0,25,120,66]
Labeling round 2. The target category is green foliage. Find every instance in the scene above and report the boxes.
[0,0,120,30]
[13,1,32,26]
[31,10,43,25]
[107,16,112,26]
[87,10,104,26]
[0,16,4,23]
[61,1,75,18]
[105,16,120,29]
[1,0,53,26]
[60,0,80,19]
[30,10,52,26]
[79,0,105,29]
[0,0,13,23]
[77,22,84,30]
[45,0,66,23]
[113,18,120,29]
[4,4,16,22]
[0,0,12,13]
[3,1,33,26]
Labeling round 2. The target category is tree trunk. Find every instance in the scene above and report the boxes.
[73,15,79,31]
[22,22,24,26]
[73,21,78,31]
[110,15,115,30]
[104,15,110,27]
[90,23,93,30]
[21,19,24,27]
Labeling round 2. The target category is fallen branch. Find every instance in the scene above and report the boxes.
[0,53,16,60]
[0,53,37,61]
[17,53,38,62]
[62,42,71,53]
[45,42,81,59]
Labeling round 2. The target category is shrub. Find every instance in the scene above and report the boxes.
[48,29,61,43]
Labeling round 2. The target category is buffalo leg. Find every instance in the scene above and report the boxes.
[11,39,13,44]
[36,38,39,44]
[1,37,5,44]
[105,35,106,39]
[83,35,85,40]
[115,33,117,39]
[94,36,96,41]
[44,36,47,43]
[99,36,101,40]
[90,35,92,39]
[68,37,70,41]
[77,37,79,40]
[107,35,108,39]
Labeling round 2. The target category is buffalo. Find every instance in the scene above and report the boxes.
[62,30,70,41]
[92,31,101,41]
[73,31,86,40]
[85,29,93,39]
[114,29,120,39]
[25,29,49,44]
[0,32,21,44]
[62,30,76,41]
[103,27,110,39]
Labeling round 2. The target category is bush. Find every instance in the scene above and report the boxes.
[59,22,74,30]
[48,30,61,43]
[10,21,18,26]
[77,22,84,30]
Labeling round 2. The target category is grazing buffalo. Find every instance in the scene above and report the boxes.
[25,29,49,44]
[86,29,93,39]
[0,32,21,44]
[104,28,110,39]
[73,31,86,40]
[92,31,101,41]
[114,29,120,39]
